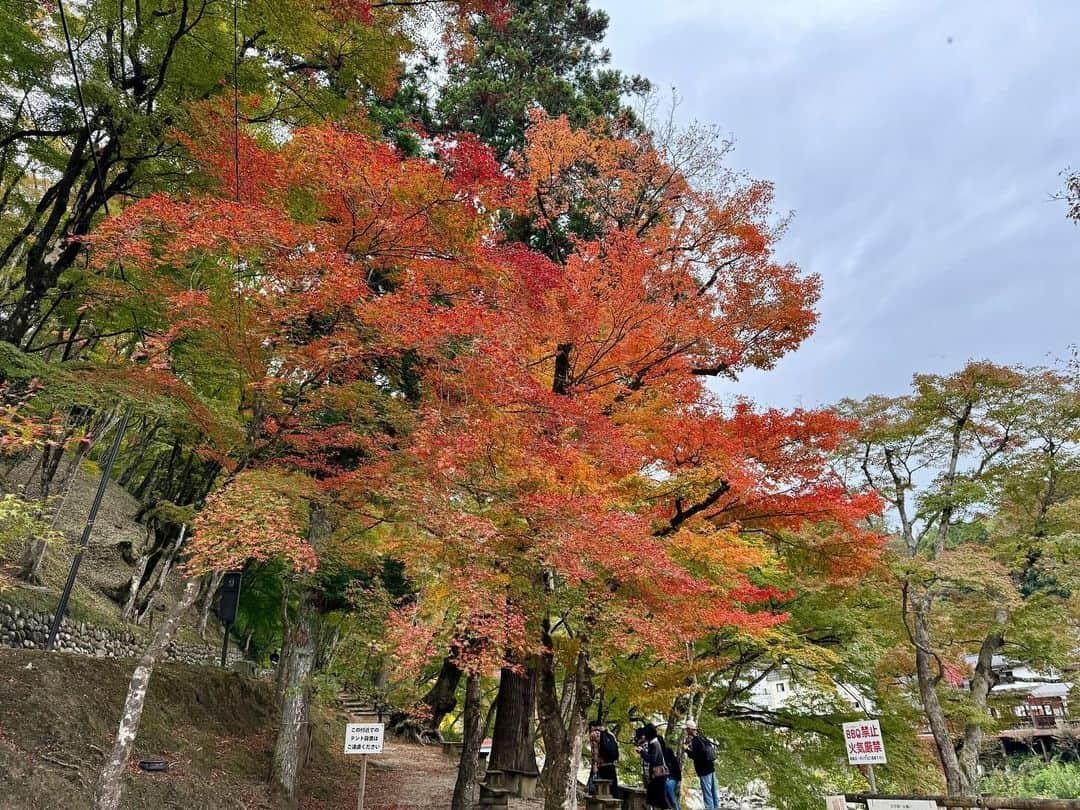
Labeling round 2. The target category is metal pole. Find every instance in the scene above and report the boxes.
[46,407,132,651]
[356,754,367,810]
[866,765,878,794]
[221,622,230,668]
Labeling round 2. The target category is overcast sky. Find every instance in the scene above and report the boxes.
[594,0,1079,410]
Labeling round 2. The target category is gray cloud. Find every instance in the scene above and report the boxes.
[595,0,1080,408]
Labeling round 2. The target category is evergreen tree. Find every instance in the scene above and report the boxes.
[435,0,651,158]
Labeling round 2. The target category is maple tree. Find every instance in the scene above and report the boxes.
[377,112,880,809]
[77,95,880,807]
[0,0,425,350]
[81,100,522,802]
[836,361,1080,796]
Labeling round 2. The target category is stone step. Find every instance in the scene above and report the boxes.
[478,784,511,807]
[586,798,622,810]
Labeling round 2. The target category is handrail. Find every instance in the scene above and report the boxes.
[845,794,1080,809]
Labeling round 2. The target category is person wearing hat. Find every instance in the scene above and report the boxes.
[683,720,718,810]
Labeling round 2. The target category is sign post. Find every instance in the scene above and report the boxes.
[345,722,384,810]
[842,719,886,795]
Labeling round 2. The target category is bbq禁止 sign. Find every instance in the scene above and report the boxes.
[842,719,886,765]
[344,723,384,755]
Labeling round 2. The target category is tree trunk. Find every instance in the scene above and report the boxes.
[490,661,538,774]
[957,610,1006,790]
[537,626,591,810]
[132,454,162,502]
[270,504,329,806]
[120,552,151,623]
[270,585,320,806]
[134,524,187,625]
[911,597,967,795]
[93,578,201,810]
[117,420,161,488]
[19,538,49,584]
[425,656,464,732]
[451,672,484,810]
[198,570,226,640]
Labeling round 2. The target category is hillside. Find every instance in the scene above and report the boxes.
[0,649,351,809]
[0,458,227,655]
[0,648,548,810]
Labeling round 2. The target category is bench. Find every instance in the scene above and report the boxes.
[619,786,648,810]
[483,768,540,799]
[587,779,622,809]
[477,783,510,808]
[441,740,465,757]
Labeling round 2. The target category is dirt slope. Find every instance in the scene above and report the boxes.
[0,649,350,809]
[0,649,544,810]
[1,458,224,652]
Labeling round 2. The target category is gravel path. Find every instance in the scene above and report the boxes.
[362,738,542,810]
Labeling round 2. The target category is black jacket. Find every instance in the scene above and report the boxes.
[686,734,715,776]
[640,737,665,769]
[662,743,682,781]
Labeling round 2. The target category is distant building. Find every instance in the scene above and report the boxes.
[747,668,874,715]
[964,655,1074,732]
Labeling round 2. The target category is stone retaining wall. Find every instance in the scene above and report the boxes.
[0,601,245,667]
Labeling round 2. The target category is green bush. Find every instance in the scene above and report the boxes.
[982,757,1080,799]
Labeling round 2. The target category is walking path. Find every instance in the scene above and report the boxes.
[360,737,542,810]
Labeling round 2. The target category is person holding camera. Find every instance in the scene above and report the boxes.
[634,724,673,809]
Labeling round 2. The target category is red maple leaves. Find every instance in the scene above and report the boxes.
[83,103,880,664]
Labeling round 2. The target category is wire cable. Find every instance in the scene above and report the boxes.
[56,0,111,214]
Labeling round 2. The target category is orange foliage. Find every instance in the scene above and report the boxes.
[83,103,879,664]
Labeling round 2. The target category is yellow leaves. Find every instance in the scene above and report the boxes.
[666,523,771,583]
[933,545,1021,605]
[893,544,1021,608]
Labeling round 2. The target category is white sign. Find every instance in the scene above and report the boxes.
[867,801,937,810]
[842,719,886,765]
[345,723,384,755]
[825,797,847,810]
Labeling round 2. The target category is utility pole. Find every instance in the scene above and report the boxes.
[47,408,131,651]
[220,622,231,668]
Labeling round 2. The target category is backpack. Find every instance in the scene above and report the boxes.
[599,730,620,763]
[699,735,717,763]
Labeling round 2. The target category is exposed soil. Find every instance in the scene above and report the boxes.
[360,738,542,810]
[0,458,224,650]
[0,649,544,809]
[0,460,545,809]
[0,648,349,809]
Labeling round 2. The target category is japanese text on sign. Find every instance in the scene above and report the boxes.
[345,723,384,755]
[842,719,886,765]
[867,801,936,810]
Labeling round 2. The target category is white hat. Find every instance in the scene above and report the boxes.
[684,720,697,730]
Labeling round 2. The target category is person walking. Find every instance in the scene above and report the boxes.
[588,721,620,797]
[635,724,673,809]
[684,720,719,810]
[659,733,682,810]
